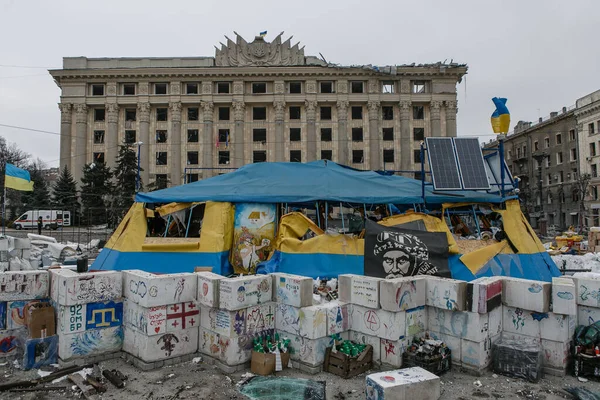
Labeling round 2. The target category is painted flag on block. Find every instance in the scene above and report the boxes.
[259,31,267,37]
[4,163,34,191]
[491,97,510,134]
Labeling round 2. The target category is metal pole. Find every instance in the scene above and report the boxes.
[498,134,506,198]
[136,143,141,193]
[472,205,481,237]
[325,202,328,231]
[1,187,6,236]
[340,203,345,231]
[316,202,320,228]
[420,142,426,205]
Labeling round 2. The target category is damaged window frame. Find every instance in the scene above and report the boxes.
[187,129,199,143]
[154,83,168,95]
[93,152,105,164]
[253,128,267,143]
[321,150,332,161]
[383,149,394,163]
[218,151,230,165]
[289,82,302,94]
[413,106,424,120]
[155,174,168,189]
[320,81,334,93]
[91,84,105,96]
[156,151,168,166]
[156,130,168,143]
[187,151,199,165]
[253,107,267,120]
[352,127,363,142]
[253,150,267,163]
[382,127,393,141]
[156,108,168,122]
[290,150,302,162]
[93,130,105,144]
[186,83,199,95]
[413,127,424,141]
[188,107,199,121]
[125,108,137,122]
[216,82,231,94]
[252,82,267,94]
[352,150,364,164]
[351,106,363,120]
[290,128,301,142]
[218,129,229,143]
[382,106,394,120]
[94,108,105,122]
[123,83,136,95]
[125,130,136,144]
[412,81,426,93]
[321,128,332,142]
[219,107,230,121]
[320,106,332,120]
[382,81,395,94]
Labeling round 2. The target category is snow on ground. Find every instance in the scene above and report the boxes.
[551,252,600,272]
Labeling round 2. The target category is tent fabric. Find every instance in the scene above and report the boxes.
[135,160,506,205]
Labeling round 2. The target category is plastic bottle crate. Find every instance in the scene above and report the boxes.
[402,349,451,375]
[323,345,373,379]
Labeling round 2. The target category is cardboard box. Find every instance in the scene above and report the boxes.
[27,303,55,339]
[250,350,291,375]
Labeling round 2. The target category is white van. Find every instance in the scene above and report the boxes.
[13,210,72,230]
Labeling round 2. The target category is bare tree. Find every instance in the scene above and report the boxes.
[0,136,31,220]
[576,173,591,230]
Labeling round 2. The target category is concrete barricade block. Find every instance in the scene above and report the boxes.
[380,337,410,368]
[0,270,49,301]
[196,272,224,308]
[123,326,198,363]
[280,330,334,367]
[540,313,575,342]
[275,303,326,339]
[428,308,489,342]
[425,276,467,311]
[219,275,272,311]
[350,276,382,309]
[428,331,462,365]
[501,331,541,346]
[541,339,571,369]
[58,300,123,334]
[123,270,196,307]
[245,302,275,335]
[488,305,503,337]
[502,277,550,313]
[58,326,124,360]
[460,334,500,370]
[577,305,600,326]
[350,304,405,341]
[502,305,541,338]
[200,306,245,337]
[552,277,576,315]
[466,276,503,314]
[272,273,313,308]
[338,274,353,303]
[123,300,167,336]
[50,269,121,306]
[380,276,427,312]
[323,301,349,335]
[405,306,427,337]
[166,301,200,332]
[218,332,255,366]
[349,330,382,365]
[366,367,440,400]
[198,326,221,359]
[572,272,600,307]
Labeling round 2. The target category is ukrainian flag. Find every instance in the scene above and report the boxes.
[4,163,34,191]
[259,31,267,38]
[491,97,510,134]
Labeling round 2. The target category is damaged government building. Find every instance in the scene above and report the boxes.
[49,32,467,188]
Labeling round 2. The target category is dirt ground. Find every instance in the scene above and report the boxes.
[1,356,599,400]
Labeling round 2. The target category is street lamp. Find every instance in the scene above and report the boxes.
[134,141,143,192]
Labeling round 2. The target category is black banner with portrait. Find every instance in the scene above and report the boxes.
[364,219,451,279]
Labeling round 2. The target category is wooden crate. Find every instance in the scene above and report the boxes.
[323,345,373,379]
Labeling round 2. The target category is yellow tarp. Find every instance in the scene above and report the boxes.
[493,199,545,254]
[199,202,234,253]
[156,202,203,217]
[459,240,511,274]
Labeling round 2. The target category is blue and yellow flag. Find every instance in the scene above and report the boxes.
[491,97,510,134]
[4,163,34,191]
[259,31,267,38]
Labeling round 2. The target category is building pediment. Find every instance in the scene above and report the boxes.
[215,32,305,67]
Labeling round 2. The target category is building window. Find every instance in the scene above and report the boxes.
[156,130,168,143]
[156,108,168,121]
[351,106,363,120]
[289,106,301,120]
[94,108,105,122]
[557,152,563,164]
[517,147,522,159]
[218,129,229,143]
[352,127,363,142]
[351,81,364,93]
[253,107,267,120]
[320,81,333,93]
[188,107,199,121]
[187,129,198,143]
[593,164,598,178]
[218,151,230,165]
[413,81,426,93]
[186,83,198,94]
[413,106,424,120]
[382,106,394,120]
[413,128,424,141]
[556,133,562,144]
[125,130,136,144]
[544,137,550,148]
[289,82,302,94]
[321,128,332,142]
[156,152,168,165]
[507,150,512,160]
[546,157,551,168]
[593,186,599,201]
[414,172,423,180]
[547,174,552,185]
[217,82,230,94]
[93,130,105,144]
[154,83,168,95]
[321,150,332,161]
[382,81,394,94]
[534,141,539,151]
[290,150,302,162]
[155,174,168,189]
[92,84,104,96]
[186,174,199,183]
[590,123,597,135]
[253,129,267,143]
[320,106,332,120]
[252,82,267,94]
[253,151,266,163]
[592,143,597,157]
[559,171,564,183]
[352,150,364,164]
[290,128,301,142]
[413,149,422,163]
[571,148,577,161]
[383,149,394,163]
[187,151,199,165]
[93,152,105,164]
[123,109,135,122]
[548,193,552,205]
[219,107,230,121]
[383,128,393,141]
[123,84,135,95]
[570,129,576,141]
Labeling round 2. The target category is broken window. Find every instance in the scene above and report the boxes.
[123,84,136,95]
[382,81,395,94]
[186,83,198,94]
[383,128,393,141]
[571,148,577,161]
[187,129,198,142]
[218,151,230,165]
[156,130,168,143]
[253,107,267,120]
[289,82,302,94]
[156,152,168,165]
[125,130,136,144]
[253,128,267,143]
[351,106,363,120]
[187,151,199,165]
[154,83,168,95]
[590,123,596,135]
[252,82,267,94]
[413,128,424,141]
[534,141,539,151]
[290,128,301,142]
[321,150,332,161]
[414,149,422,163]
[125,109,136,122]
[556,134,562,144]
[593,164,598,178]
[320,106,332,120]
[352,127,363,142]
[218,129,229,143]
[557,152,563,164]
[289,106,301,120]
[94,130,105,144]
[351,81,364,93]
[382,106,394,120]
[219,107,230,121]
[591,143,596,157]
[93,152,105,164]
[94,108,105,122]
[320,81,333,93]
[290,150,302,162]
[186,173,199,183]
[188,108,199,121]
[92,84,104,96]
[570,129,576,141]
[253,151,267,163]
[412,81,426,93]
[156,108,168,121]
[383,149,394,163]
[321,128,332,142]
[544,137,550,148]
[413,106,424,120]
[155,174,168,189]
[217,82,230,94]
[352,150,364,164]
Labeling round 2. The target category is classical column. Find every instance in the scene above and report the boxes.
[73,104,88,185]
[274,101,285,162]
[336,101,349,165]
[430,100,442,137]
[232,101,245,168]
[169,102,182,186]
[105,103,119,170]
[399,100,412,177]
[202,101,214,178]
[368,100,381,170]
[59,103,72,172]
[305,100,318,161]
[445,100,458,137]
[138,102,150,186]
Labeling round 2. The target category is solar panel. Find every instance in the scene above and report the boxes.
[426,137,462,190]
[454,138,490,190]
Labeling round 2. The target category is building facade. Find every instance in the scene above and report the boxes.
[49,33,467,188]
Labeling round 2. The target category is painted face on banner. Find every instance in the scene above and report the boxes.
[382,249,411,276]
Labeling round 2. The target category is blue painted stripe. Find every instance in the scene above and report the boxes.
[277,252,364,279]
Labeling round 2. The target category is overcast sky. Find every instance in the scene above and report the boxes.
[1,0,598,167]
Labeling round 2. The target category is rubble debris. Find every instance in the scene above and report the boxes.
[102,369,125,388]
